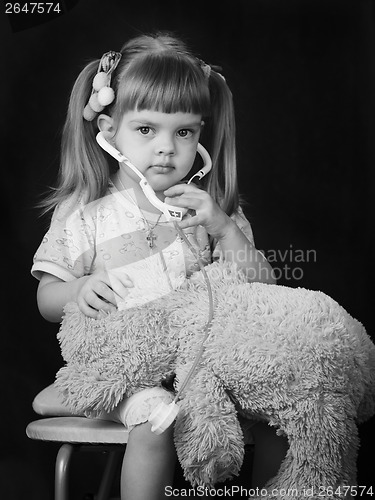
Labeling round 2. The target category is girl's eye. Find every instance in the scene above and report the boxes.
[138,126,151,135]
[177,129,193,138]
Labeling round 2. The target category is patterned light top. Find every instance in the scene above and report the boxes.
[32,183,254,309]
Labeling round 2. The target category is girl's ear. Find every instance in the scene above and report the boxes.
[97,114,115,136]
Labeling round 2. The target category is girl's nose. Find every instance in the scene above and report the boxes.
[156,135,175,156]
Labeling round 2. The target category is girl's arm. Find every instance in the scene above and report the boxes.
[164,184,276,284]
[214,218,276,284]
[37,273,90,322]
[37,270,134,322]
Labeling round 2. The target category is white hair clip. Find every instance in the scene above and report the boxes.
[83,51,122,121]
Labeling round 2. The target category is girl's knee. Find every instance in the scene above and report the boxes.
[129,421,174,452]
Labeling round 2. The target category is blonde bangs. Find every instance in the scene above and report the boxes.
[113,53,211,118]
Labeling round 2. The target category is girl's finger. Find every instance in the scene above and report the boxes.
[78,292,116,318]
[90,280,119,307]
[164,196,203,210]
[107,273,134,301]
[79,303,98,319]
[177,214,202,230]
[77,295,97,318]
[119,274,134,288]
[164,183,203,197]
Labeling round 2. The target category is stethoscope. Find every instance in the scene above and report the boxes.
[96,132,215,433]
[96,132,212,221]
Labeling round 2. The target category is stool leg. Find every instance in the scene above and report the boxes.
[97,449,124,500]
[55,443,75,500]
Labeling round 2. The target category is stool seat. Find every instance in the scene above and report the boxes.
[26,416,128,444]
[32,384,84,417]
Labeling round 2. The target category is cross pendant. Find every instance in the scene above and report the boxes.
[146,231,157,249]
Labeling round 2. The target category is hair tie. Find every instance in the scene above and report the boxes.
[199,60,211,80]
[199,60,226,83]
[83,51,122,121]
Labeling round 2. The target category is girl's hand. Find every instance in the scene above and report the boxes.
[164,183,234,239]
[76,269,134,318]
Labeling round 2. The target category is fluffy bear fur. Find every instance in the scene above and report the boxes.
[55,262,375,498]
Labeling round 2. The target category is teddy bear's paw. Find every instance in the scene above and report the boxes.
[181,449,243,489]
[175,420,244,486]
[174,373,246,487]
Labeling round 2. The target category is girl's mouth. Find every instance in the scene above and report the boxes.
[150,164,174,173]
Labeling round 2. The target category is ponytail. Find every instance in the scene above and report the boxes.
[40,60,112,213]
[202,70,239,217]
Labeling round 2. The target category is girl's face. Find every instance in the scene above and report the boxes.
[113,109,203,196]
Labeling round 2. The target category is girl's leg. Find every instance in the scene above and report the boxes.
[251,421,288,488]
[98,388,177,499]
[121,421,176,500]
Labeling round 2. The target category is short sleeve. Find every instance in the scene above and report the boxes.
[31,195,96,282]
[212,206,255,261]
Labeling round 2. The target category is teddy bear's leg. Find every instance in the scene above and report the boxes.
[260,398,360,500]
[173,366,244,488]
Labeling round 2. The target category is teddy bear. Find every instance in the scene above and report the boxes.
[55,261,375,499]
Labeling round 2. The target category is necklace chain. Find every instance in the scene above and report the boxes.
[116,175,162,249]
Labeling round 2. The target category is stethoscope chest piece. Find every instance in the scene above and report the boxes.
[148,401,180,434]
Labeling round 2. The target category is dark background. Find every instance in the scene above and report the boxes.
[2,0,374,498]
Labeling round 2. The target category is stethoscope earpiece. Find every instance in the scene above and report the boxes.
[187,143,212,184]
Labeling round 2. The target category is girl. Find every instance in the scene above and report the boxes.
[32,32,285,499]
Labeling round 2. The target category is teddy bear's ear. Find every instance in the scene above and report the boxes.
[173,368,244,486]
